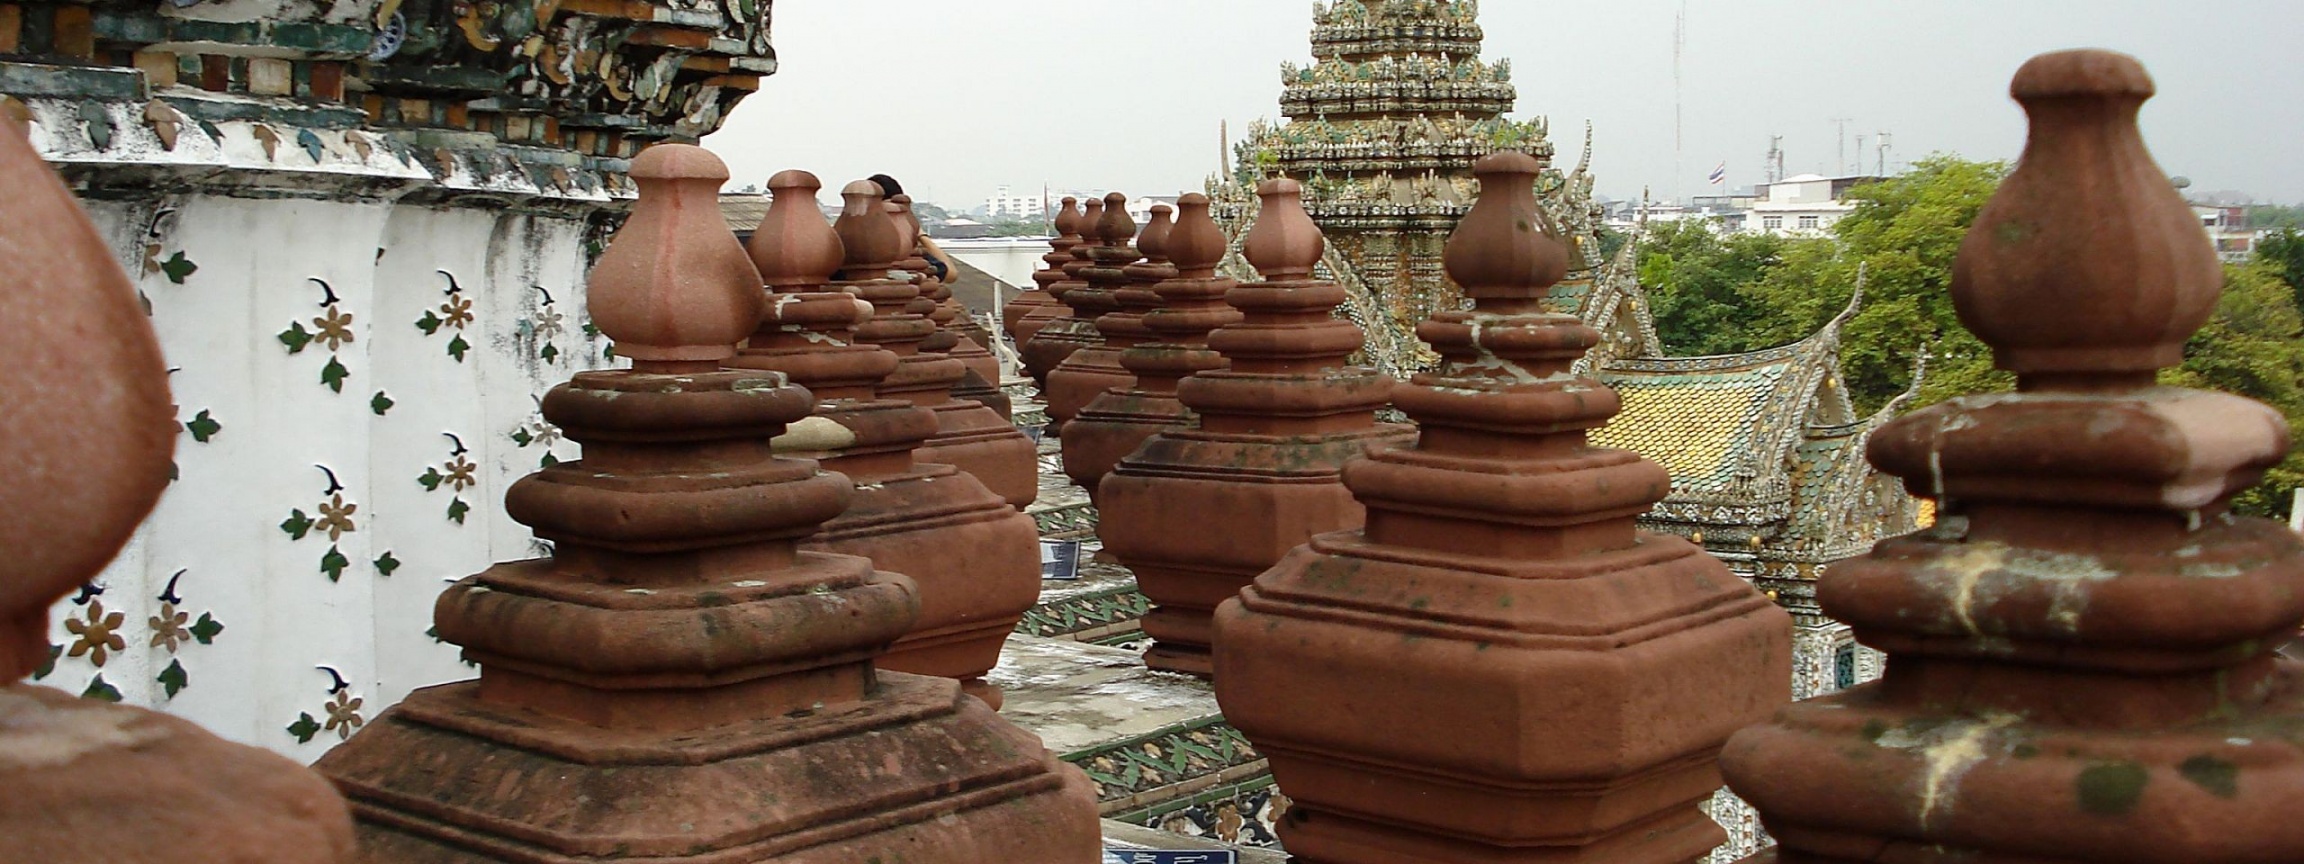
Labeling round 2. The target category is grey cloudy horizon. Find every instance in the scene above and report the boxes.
[704,1,2304,211]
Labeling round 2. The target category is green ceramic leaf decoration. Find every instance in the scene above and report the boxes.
[446,497,470,524]
[278,322,315,354]
[281,508,314,540]
[32,644,60,680]
[287,712,322,743]
[189,612,223,645]
[539,343,558,363]
[510,428,533,447]
[158,659,189,699]
[538,452,558,468]
[185,409,221,443]
[417,467,444,492]
[447,334,470,362]
[320,356,350,392]
[82,673,123,702]
[160,252,197,284]
[374,551,401,576]
[370,391,394,416]
[320,545,350,582]
[415,310,442,335]
[296,128,326,163]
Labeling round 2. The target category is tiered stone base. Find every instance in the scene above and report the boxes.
[322,674,1100,863]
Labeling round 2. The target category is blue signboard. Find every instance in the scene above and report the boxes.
[1101,850,1236,864]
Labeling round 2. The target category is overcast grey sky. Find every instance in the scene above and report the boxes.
[704,1,2304,210]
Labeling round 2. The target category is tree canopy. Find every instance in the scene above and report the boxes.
[1636,155,2304,518]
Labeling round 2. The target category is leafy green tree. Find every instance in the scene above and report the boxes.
[1736,156,2013,413]
[1635,219,1791,356]
[2255,228,2304,306]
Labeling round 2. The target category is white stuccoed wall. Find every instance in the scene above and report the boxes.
[20,92,626,761]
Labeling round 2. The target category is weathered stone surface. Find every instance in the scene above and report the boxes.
[1046,192,1144,434]
[1721,51,2304,864]
[1101,178,1412,677]
[796,178,1043,709]
[315,147,1097,862]
[1063,198,1239,505]
[1213,151,1791,864]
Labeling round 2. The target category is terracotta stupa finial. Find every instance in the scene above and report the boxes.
[1076,195,1107,247]
[1444,152,1569,309]
[1211,146,1788,862]
[586,143,764,367]
[1054,196,1082,241]
[835,179,901,279]
[886,194,921,261]
[1168,193,1226,280]
[747,169,845,289]
[1722,50,2304,863]
[1244,178,1323,280]
[0,127,174,658]
[1953,49,2219,387]
[1138,204,1174,265]
[1099,191,1138,247]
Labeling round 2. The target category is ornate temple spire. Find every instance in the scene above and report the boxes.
[1212,151,1790,863]
[1721,50,2304,863]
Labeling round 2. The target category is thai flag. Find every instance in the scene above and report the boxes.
[1708,162,1727,185]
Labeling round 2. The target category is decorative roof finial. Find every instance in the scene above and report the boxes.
[1952,49,2219,388]
[585,143,764,366]
[1443,151,1567,308]
[1168,193,1226,280]
[834,179,902,279]
[1138,204,1174,265]
[1098,191,1138,249]
[747,169,844,289]
[1244,178,1324,280]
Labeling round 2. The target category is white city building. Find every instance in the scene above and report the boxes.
[984,186,1047,220]
[1743,174,1881,237]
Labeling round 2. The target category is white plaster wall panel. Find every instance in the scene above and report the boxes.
[366,206,503,710]
[474,213,604,567]
[240,197,392,761]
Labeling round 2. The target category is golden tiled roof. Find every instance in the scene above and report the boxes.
[1590,362,1790,496]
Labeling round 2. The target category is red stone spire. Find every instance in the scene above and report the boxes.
[1006,196,1078,343]
[880,196,1038,509]
[0,107,354,864]
[1213,151,1792,863]
[1100,178,1411,676]
[319,148,1097,861]
[799,179,1043,709]
[1019,195,1107,392]
[1722,50,2304,864]
[1063,199,1240,502]
[1045,192,1144,433]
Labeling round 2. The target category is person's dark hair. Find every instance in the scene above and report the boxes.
[868,174,904,198]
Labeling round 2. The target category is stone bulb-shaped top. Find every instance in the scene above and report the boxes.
[1077,197,1107,245]
[1170,194,1226,279]
[1098,192,1138,247]
[1139,205,1175,264]
[587,144,765,363]
[1054,197,1082,240]
[1245,178,1324,280]
[886,194,920,260]
[1445,151,1569,305]
[748,169,845,290]
[0,115,175,679]
[835,180,902,275]
[1952,48,2220,385]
